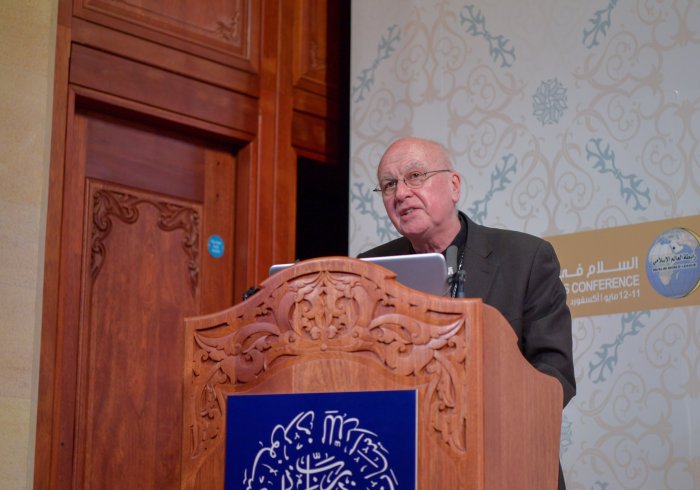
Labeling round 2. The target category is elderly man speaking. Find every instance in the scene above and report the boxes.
[359,137,575,489]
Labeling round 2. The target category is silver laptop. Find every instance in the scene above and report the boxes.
[269,253,449,296]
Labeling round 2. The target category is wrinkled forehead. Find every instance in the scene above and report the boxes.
[377,161,430,181]
[377,145,434,179]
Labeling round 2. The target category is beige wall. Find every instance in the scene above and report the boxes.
[0,1,56,488]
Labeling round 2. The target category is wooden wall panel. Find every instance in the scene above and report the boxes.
[74,0,259,70]
[84,112,205,202]
[77,182,200,489]
[70,44,258,136]
[292,0,330,94]
[292,110,340,162]
[292,0,343,97]
[290,0,348,160]
[35,1,348,488]
[201,149,237,314]
[254,0,297,274]
[71,18,259,97]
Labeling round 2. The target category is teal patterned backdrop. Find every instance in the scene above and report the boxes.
[350,1,700,488]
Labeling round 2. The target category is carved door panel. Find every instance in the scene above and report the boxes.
[64,110,235,489]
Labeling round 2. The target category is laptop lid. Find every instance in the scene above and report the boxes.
[268,253,449,296]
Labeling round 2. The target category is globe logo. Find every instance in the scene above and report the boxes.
[645,227,700,298]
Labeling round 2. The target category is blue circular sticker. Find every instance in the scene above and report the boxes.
[207,234,225,259]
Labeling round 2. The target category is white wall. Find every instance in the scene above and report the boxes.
[350,1,700,488]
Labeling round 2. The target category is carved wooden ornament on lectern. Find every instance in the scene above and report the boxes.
[181,257,562,489]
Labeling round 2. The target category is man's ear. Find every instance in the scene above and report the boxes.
[450,172,462,203]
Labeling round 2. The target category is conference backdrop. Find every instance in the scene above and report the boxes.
[349,1,700,488]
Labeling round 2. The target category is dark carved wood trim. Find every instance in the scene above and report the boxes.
[90,187,200,295]
[215,12,243,45]
[75,0,257,69]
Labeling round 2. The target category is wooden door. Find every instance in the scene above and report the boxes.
[55,107,236,488]
[35,1,349,488]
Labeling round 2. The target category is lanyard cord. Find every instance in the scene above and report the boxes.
[449,248,466,298]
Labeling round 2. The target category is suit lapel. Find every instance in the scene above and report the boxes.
[461,217,497,299]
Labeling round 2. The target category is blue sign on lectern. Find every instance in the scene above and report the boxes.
[226,390,417,490]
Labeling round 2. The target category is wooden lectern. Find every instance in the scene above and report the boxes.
[181,257,562,489]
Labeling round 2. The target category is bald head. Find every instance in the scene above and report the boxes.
[378,138,455,178]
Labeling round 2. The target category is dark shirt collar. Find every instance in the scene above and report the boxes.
[446,211,468,256]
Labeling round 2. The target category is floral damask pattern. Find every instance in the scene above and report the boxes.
[352,25,402,103]
[467,153,517,225]
[586,138,651,211]
[351,1,700,488]
[351,182,399,243]
[587,311,650,384]
[532,78,568,126]
[459,4,516,68]
[583,0,619,49]
[561,306,700,488]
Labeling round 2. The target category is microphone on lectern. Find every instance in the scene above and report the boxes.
[445,244,466,298]
[446,245,458,277]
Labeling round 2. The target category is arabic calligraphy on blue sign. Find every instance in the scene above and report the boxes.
[226,390,417,490]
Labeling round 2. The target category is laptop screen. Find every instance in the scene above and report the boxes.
[269,253,449,296]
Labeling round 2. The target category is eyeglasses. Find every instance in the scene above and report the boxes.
[373,169,452,196]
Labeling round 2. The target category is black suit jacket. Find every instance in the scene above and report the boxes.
[359,214,576,407]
